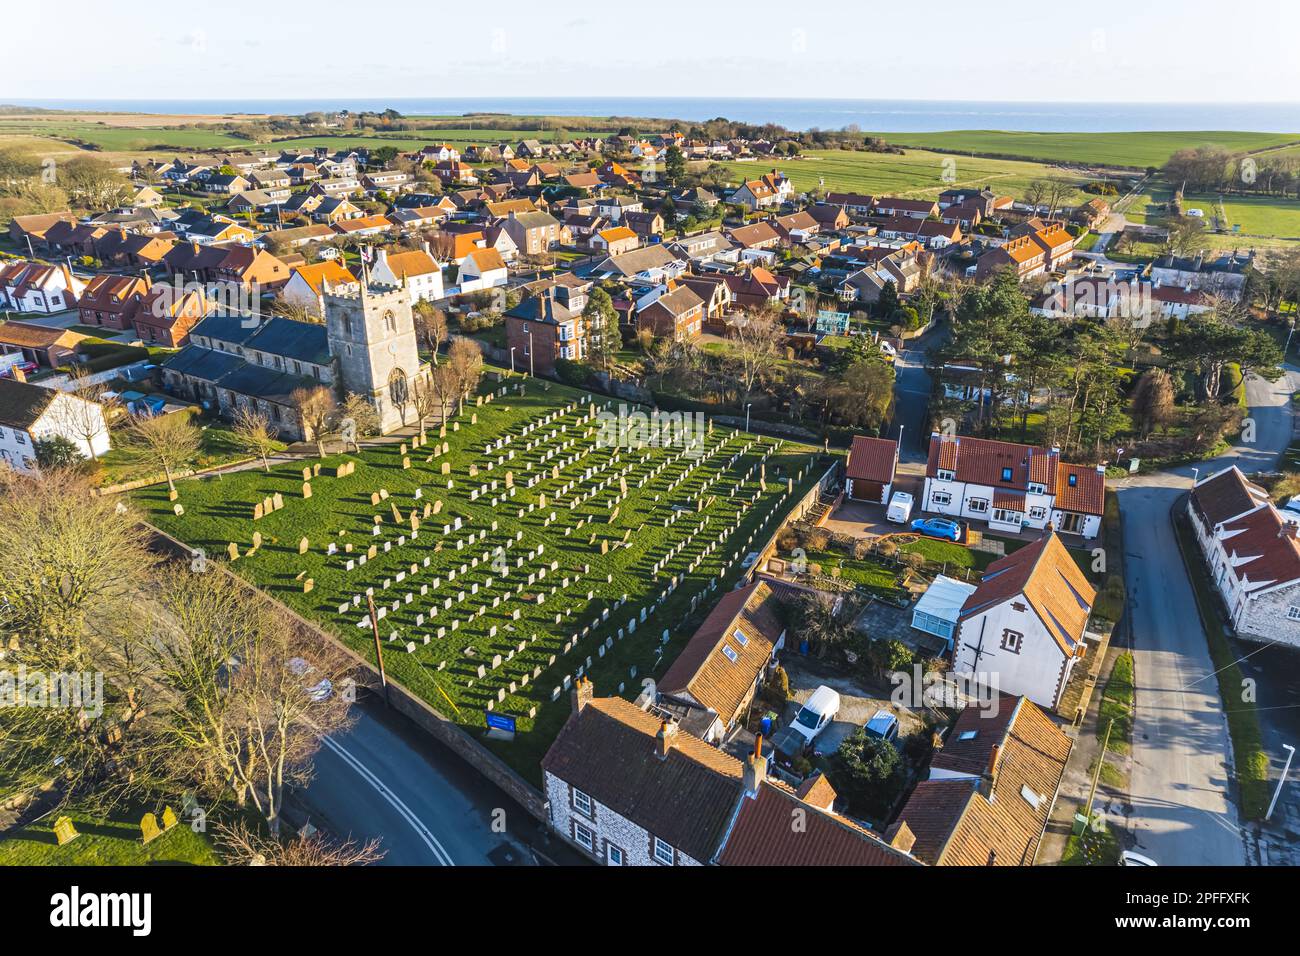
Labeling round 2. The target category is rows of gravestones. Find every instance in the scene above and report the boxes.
[216,381,821,727]
[396,405,802,719]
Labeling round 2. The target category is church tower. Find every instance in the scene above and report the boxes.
[323,268,421,434]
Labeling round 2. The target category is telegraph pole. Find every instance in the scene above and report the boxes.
[366,593,389,707]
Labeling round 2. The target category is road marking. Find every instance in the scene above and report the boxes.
[320,735,456,866]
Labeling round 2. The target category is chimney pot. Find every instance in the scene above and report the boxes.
[744,734,768,796]
[571,676,593,715]
[655,719,677,759]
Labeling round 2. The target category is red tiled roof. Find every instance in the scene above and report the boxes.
[846,435,898,484]
[1191,466,1271,528]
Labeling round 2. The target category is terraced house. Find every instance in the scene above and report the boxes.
[1188,466,1300,647]
[921,433,1105,539]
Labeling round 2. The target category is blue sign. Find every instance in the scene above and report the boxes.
[485,711,517,734]
[816,309,851,335]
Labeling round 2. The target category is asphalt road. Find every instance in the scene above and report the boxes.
[302,701,568,866]
[1117,363,1299,865]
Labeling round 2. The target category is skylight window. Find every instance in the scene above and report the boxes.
[721,644,739,664]
[959,730,977,741]
[1020,784,1042,809]
[733,629,748,647]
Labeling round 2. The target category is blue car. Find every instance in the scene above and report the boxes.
[910,516,964,542]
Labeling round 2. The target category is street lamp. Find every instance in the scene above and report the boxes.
[509,346,516,375]
[1266,743,1296,821]
[1190,466,1199,487]
[745,403,752,432]
[528,331,534,377]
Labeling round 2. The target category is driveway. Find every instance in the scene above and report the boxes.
[1114,362,1300,865]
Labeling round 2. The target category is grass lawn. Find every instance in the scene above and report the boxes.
[796,548,904,596]
[868,130,1299,170]
[899,536,996,573]
[1097,652,1135,757]
[132,376,825,782]
[720,148,1097,206]
[0,807,218,866]
[1060,814,1122,866]
[94,420,260,487]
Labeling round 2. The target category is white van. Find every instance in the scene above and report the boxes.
[886,491,914,524]
[789,685,841,745]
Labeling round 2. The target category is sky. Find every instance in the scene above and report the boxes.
[4,0,1299,104]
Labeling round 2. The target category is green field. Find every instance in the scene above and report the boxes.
[722,148,1097,205]
[133,377,825,780]
[0,808,218,865]
[1123,179,1300,245]
[871,130,1300,169]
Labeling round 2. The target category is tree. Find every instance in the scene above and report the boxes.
[582,287,618,372]
[340,392,380,452]
[142,568,355,836]
[411,373,442,442]
[413,301,448,365]
[427,363,459,426]
[448,338,483,413]
[213,820,384,866]
[664,145,686,185]
[291,386,336,458]
[830,728,904,819]
[34,435,84,471]
[60,365,116,462]
[1131,368,1176,436]
[58,155,132,210]
[828,358,894,430]
[122,411,202,495]
[788,590,857,659]
[232,405,280,471]
[729,307,785,401]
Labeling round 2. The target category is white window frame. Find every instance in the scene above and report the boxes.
[572,787,592,817]
[1287,606,1300,621]
[967,497,989,514]
[573,821,594,852]
[606,843,624,866]
[931,491,952,507]
[653,836,675,866]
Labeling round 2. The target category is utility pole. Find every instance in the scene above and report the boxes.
[1266,743,1296,821]
[1086,718,1114,822]
[366,593,389,707]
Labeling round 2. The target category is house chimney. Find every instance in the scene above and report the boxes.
[743,734,767,797]
[980,743,1003,799]
[889,820,917,854]
[655,719,678,760]
[571,676,593,715]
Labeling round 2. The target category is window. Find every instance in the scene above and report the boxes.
[1029,506,1048,520]
[958,730,977,741]
[572,788,592,817]
[1067,473,1078,487]
[721,644,739,663]
[937,469,955,481]
[967,497,989,514]
[1000,629,1023,654]
[931,491,952,507]
[573,821,594,852]
[652,836,675,866]
[992,508,1021,524]
[1020,784,1042,809]
[1000,467,1013,482]
[733,628,748,647]
[606,843,624,866]
[1287,606,1300,621]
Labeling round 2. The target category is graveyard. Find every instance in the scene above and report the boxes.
[133,376,829,781]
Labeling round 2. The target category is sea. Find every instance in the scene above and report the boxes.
[7,97,1300,133]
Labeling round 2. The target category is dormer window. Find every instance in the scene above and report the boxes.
[937,469,955,482]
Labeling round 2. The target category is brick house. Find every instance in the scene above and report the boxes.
[637,283,704,342]
[845,435,899,503]
[77,274,152,332]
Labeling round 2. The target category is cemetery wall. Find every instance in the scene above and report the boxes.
[743,461,839,585]
[95,458,259,496]
[141,523,550,823]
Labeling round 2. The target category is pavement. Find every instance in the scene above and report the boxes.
[302,699,577,866]
[1113,362,1300,865]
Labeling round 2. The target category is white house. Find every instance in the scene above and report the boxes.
[952,532,1097,711]
[0,376,111,471]
[1188,466,1300,647]
[370,248,444,303]
[922,433,1104,539]
[456,247,509,295]
[0,261,86,314]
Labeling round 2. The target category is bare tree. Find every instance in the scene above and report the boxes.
[213,820,384,866]
[291,386,336,458]
[413,302,448,365]
[143,568,356,836]
[58,366,116,462]
[231,405,280,472]
[121,411,202,495]
[427,362,459,426]
[448,338,484,414]
[411,373,442,442]
[729,307,785,401]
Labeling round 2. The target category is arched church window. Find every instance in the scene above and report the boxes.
[383,310,396,334]
[388,367,408,407]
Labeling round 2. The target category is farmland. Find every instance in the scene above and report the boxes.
[133,376,827,780]
[868,129,1300,169]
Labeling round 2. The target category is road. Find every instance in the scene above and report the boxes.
[302,701,571,866]
[890,324,945,466]
[1116,362,1299,865]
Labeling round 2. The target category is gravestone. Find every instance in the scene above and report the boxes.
[53,816,79,845]
[140,812,162,844]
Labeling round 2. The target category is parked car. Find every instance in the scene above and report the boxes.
[886,491,914,523]
[879,341,898,363]
[771,685,842,767]
[910,516,964,542]
[0,360,38,379]
[1119,850,1159,867]
[863,710,899,745]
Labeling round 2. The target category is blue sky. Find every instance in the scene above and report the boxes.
[5,0,1298,103]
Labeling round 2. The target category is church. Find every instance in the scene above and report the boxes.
[160,270,422,441]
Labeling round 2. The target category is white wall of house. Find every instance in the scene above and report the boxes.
[954,601,1074,710]
[0,423,37,471]
[543,771,704,867]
